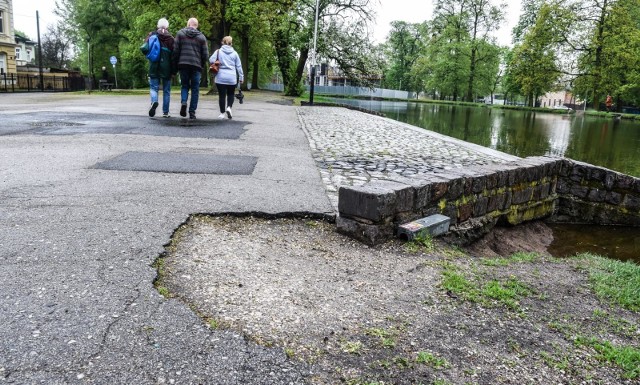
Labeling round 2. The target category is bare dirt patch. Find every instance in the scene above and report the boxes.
[157,215,639,385]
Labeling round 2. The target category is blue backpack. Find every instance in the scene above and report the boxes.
[146,34,161,62]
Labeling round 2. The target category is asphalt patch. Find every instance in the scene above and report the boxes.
[93,151,258,175]
[1,111,247,139]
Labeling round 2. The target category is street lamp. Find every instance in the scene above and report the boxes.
[309,0,320,105]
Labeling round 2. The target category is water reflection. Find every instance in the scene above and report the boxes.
[331,99,640,177]
[548,224,640,263]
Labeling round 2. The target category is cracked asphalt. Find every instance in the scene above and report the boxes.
[0,91,332,384]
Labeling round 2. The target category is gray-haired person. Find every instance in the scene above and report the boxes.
[172,18,209,119]
[142,18,174,117]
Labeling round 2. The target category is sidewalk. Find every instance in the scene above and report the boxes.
[0,91,517,383]
[0,91,330,384]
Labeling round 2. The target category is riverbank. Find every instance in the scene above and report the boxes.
[157,215,640,385]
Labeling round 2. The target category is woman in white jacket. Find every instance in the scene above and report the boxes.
[210,36,244,119]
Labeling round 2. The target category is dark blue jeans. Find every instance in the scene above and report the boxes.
[179,68,202,113]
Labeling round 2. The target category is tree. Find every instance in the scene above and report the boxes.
[55,0,126,84]
[572,0,640,109]
[272,0,378,96]
[384,21,424,91]
[512,0,544,44]
[40,23,74,69]
[508,2,563,106]
[463,0,504,101]
[429,1,471,100]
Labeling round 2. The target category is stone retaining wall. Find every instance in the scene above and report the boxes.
[337,156,640,245]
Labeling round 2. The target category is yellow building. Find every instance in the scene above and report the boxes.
[0,0,17,76]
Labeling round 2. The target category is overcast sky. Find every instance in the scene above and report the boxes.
[13,0,521,46]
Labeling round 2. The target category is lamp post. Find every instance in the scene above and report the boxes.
[36,11,44,91]
[309,0,320,105]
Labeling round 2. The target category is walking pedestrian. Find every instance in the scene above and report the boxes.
[172,18,209,119]
[210,36,244,119]
[605,94,613,112]
[142,18,175,118]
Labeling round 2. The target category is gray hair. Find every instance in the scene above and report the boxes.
[157,18,169,29]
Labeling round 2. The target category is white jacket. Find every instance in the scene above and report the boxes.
[210,45,244,85]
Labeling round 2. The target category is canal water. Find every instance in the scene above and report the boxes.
[330,98,640,262]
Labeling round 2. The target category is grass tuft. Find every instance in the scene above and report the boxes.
[578,253,640,311]
[576,336,640,379]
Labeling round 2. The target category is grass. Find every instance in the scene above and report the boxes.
[416,351,450,369]
[341,340,364,355]
[365,327,397,349]
[578,253,640,311]
[404,233,436,253]
[440,263,532,311]
[481,251,540,266]
[575,336,640,379]
[495,104,575,114]
[482,276,532,310]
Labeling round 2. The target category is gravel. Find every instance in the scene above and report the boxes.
[158,215,640,385]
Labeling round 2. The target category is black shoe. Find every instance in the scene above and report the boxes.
[189,112,196,120]
[180,104,187,117]
[149,101,158,117]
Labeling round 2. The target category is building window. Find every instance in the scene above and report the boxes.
[0,11,4,34]
[26,49,31,61]
[15,47,21,60]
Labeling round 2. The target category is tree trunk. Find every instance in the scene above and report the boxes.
[286,47,309,96]
[273,29,292,89]
[252,58,260,90]
[239,27,250,91]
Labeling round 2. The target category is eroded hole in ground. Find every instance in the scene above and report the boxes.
[154,215,640,385]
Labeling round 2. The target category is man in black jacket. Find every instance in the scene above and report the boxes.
[172,18,208,119]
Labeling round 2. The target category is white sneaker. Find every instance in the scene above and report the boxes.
[218,113,227,119]
[226,106,232,119]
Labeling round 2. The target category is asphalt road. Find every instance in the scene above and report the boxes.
[0,91,333,384]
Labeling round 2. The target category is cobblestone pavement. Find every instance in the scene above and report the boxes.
[297,106,521,210]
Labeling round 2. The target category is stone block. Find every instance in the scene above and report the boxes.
[474,196,489,217]
[615,174,637,191]
[570,184,589,200]
[486,172,499,190]
[587,188,606,203]
[558,159,573,178]
[472,174,486,194]
[336,215,394,245]
[397,214,451,241]
[338,184,398,223]
[605,191,623,205]
[556,178,571,194]
[570,163,590,183]
[444,203,458,225]
[428,176,451,202]
[458,202,474,222]
[487,193,507,212]
[512,187,534,205]
[446,177,465,200]
[623,194,640,211]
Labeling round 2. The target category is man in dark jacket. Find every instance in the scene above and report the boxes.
[142,18,175,118]
[172,18,208,119]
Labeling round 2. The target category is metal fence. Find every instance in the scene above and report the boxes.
[0,73,85,92]
[263,83,409,99]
